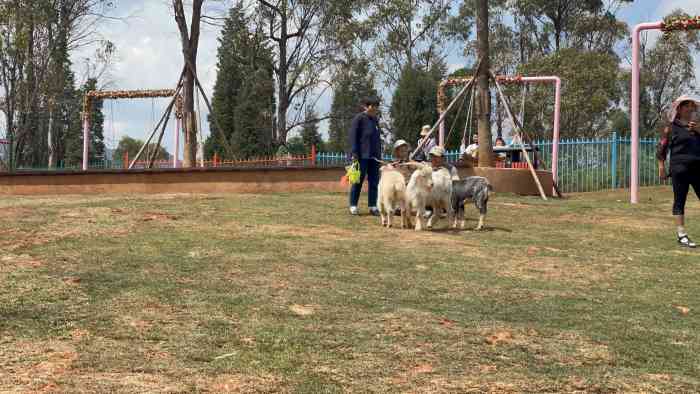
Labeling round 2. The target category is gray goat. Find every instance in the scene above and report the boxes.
[451,176,492,231]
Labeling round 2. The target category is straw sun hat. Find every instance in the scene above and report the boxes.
[668,95,700,122]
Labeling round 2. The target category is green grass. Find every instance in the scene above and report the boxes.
[1,188,699,392]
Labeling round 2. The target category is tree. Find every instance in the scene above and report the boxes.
[229,67,277,159]
[328,58,378,152]
[0,0,115,170]
[390,64,441,147]
[285,135,306,155]
[173,0,204,168]
[300,107,321,152]
[205,3,275,160]
[113,136,170,163]
[512,0,631,54]
[475,0,493,167]
[366,0,454,88]
[520,48,622,138]
[63,78,106,165]
[252,0,361,144]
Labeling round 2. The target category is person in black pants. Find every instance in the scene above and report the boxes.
[349,97,382,216]
[657,96,700,248]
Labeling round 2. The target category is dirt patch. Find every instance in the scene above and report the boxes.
[489,256,620,286]
[485,330,514,345]
[142,212,179,222]
[197,373,283,393]
[0,340,77,392]
[289,304,315,316]
[0,254,45,273]
[0,207,33,220]
[555,212,666,231]
[67,372,185,393]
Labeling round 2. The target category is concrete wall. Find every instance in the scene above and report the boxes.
[0,166,553,196]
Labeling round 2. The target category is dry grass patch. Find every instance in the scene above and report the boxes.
[0,339,77,392]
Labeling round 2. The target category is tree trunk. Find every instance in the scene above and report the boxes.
[476,0,493,167]
[276,5,289,145]
[173,0,202,168]
[183,68,197,167]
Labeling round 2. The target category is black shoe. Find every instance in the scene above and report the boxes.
[369,207,380,217]
[394,208,401,216]
[678,234,697,248]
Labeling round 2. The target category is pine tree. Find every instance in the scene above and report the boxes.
[390,64,441,148]
[206,3,275,160]
[63,78,105,166]
[58,67,83,167]
[300,107,321,152]
[329,59,378,152]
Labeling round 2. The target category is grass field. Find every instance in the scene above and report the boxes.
[1,187,699,393]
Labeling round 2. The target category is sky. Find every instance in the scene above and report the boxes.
[70,0,700,157]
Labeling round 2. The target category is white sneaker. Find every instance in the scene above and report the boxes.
[349,206,359,215]
[678,234,697,248]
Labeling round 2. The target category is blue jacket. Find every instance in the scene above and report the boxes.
[349,112,381,159]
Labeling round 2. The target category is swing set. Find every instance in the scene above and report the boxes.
[411,58,559,200]
[435,74,561,192]
[630,16,700,204]
[82,89,182,170]
[82,63,233,171]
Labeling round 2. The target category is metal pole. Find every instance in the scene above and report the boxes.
[631,21,663,203]
[611,132,618,189]
[174,117,181,168]
[82,115,90,171]
[516,76,561,195]
[439,119,445,147]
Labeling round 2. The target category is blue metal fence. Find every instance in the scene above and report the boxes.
[7,134,668,194]
[317,133,669,194]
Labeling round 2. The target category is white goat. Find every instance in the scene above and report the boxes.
[426,167,454,230]
[377,165,408,228]
[405,163,434,231]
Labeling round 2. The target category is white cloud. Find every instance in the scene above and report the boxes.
[656,0,700,17]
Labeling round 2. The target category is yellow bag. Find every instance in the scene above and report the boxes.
[345,161,361,185]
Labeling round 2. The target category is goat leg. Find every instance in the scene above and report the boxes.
[475,214,485,231]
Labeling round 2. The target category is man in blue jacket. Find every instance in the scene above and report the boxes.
[349,96,382,216]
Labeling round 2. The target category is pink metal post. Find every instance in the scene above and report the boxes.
[631,22,664,204]
[82,115,90,171]
[517,76,562,192]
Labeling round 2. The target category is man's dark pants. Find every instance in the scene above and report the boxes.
[349,158,380,208]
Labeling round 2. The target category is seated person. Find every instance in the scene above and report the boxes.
[413,125,436,162]
[460,134,479,162]
[494,137,507,162]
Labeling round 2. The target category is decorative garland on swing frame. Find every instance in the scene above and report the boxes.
[81,89,179,119]
[661,16,700,39]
